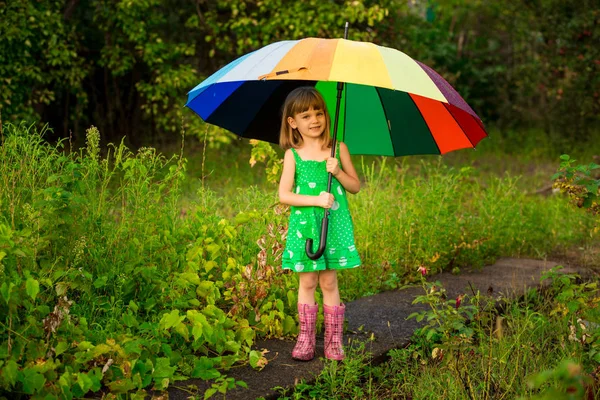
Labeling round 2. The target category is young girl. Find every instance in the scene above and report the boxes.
[278,86,361,361]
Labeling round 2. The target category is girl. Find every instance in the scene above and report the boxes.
[278,87,361,361]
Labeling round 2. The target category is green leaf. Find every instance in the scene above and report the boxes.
[192,321,203,342]
[76,372,94,393]
[204,260,217,273]
[287,289,296,309]
[22,368,46,394]
[204,388,217,399]
[249,350,267,370]
[179,272,201,285]
[93,276,108,289]
[107,378,136,393]
[55,342,69,356]
[1,360,18,387]
[191,357,220,380]
[122,313,139,328]
[129,300,139,313]
[560,154,570,161]
[175,321,190,341]
[77,341,94,351]
[196,368,220,380]
[1,282,15,304]
[26,278,40,301]
[585,183,598,195]
[159,309,185,330]
[426,329,436,340]
[152,357,176,379]
[283,315,296,335]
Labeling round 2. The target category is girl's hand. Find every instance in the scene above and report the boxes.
[315,192,334,208]
[326,157,341,176]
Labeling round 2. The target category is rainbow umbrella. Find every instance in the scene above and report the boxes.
[185,37,487,157]
[186,34,488,259]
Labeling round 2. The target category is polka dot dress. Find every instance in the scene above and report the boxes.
[282,143,361,272]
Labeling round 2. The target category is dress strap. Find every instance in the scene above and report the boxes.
[290,147,301,163]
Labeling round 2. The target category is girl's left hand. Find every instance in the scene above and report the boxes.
[326,157,340,176]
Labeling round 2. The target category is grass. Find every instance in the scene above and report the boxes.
[1,121,598,398]
[276,269,600,400]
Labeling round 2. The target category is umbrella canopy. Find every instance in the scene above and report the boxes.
[186,37,487,156]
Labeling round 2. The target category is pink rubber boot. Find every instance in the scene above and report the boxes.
[292,303,318,361]
[324,303,345,361]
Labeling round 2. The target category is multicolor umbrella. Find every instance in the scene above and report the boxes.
[186,33,488,259]
[186,37,487,157]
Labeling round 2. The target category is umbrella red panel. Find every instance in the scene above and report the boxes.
[443,103,487,147]
[410,94,474,154]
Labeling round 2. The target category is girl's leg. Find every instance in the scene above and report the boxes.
[298,272,319,305]
[318,269,340,306]
[319,270,345,361]
[293,272,319,361]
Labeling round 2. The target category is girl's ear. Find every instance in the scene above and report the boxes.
[287,116,297,129]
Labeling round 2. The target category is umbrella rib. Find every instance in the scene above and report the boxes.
[442,103,476,149]
[407,94,442,155]
[373,87,396,156]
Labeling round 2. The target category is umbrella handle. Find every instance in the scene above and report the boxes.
[305,210,330,260]
[304,21,349,261]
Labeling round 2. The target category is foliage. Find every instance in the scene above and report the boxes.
[380,0,600,136]
[0,0,87,128]
[2,0,598,145]
[0,0,390,145]
[279,268,600,399]
[0,123,299,398]
[553,154,600,233]
[0,123,597,397]
[249,139,283,186]
[274,340,378,400]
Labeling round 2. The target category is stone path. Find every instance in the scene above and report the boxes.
[166,257,588,400]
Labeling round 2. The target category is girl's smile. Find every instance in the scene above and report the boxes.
[288,107,326,138]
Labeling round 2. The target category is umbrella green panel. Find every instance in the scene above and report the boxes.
[316,81,346,142]
[377,88,440,156]
[343,84,395,156]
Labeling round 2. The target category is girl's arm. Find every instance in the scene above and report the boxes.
[328,142,361,194]
[279,149,334,208]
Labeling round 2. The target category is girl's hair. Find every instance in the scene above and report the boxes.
[279,86,332,150]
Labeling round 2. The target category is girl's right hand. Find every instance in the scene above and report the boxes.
[315,192,334,208]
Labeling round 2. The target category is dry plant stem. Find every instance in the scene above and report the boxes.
[179,113,185,164]
[497,348,520,400]
[7,317,12,354]
[483,319,493,400]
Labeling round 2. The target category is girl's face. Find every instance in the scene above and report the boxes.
[287,107,326,140]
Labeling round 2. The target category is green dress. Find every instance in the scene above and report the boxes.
[282,144,361,272]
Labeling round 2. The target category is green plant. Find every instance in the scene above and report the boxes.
[0,123,267,398]
[553,154,600,233]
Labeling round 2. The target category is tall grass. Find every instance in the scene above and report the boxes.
[0,122,596,398]
[278,269,600,399]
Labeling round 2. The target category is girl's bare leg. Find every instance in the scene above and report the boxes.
[319,269,340,306]
[298,272,319,305]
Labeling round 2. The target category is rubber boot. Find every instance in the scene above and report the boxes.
[292,303,318,361]
[323,303,345,361]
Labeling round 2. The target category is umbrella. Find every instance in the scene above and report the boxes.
[186,27,488,259]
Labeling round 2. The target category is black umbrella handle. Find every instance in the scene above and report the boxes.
[304,22,349,260]
[305,210,330,260]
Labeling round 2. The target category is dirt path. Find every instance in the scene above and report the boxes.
[165,257,590,400]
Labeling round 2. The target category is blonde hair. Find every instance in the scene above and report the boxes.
[279,87,332,150]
